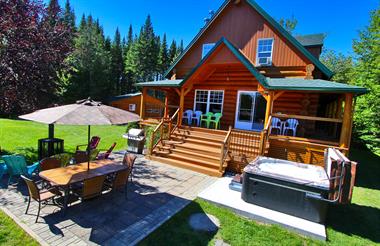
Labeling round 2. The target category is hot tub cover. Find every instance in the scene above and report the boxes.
[244,157,330,189]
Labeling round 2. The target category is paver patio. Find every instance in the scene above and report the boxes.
[0,152,216,246]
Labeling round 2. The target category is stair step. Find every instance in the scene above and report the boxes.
[170,148,221,162]
[171,136,222,148]
[167,153,220,168]
[173,142,221,156]
[172,131,225,143]
[179,126,227,136]
[149,155,223,177]
[162,140,184,145]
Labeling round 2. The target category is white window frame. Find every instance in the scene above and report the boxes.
[202,43,216,59]
[256,38,274,66]
[193,89,224,114]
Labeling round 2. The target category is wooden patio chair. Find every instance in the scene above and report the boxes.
[122,153,137,182]
[21,175,61,223]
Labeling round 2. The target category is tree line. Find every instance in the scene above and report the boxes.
[0,0,183,115]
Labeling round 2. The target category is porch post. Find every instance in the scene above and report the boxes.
[140,87,147,119]
[339,93,353,150]
[178,88,185,127]
[264,91,274,126]
[164,95,169,119]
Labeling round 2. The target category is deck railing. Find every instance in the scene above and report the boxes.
[148,108,179,155]
[220,126,232,172]
[229,128,262,164]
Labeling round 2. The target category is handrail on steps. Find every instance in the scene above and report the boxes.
[149,108,180,155]
[220,126,233,172]
[259,115,272,155]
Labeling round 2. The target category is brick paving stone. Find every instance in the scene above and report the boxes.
[0,154,216,245]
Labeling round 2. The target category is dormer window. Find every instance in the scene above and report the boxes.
[256,38,274,66]
[202,43,215,59]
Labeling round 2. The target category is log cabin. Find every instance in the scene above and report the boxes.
[136,0,367,177]
[108,92,164,120]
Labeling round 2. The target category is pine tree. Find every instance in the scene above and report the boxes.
[168,40,177,63]
[178,39,184,56]
[134,15,159,82]
[158,33,169,78]
[63,0,76,32]
[110,28,124,95]
[64,14,111,101]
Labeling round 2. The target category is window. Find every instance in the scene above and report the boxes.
[202,43,215,59]
[256,38,274,66]
[194,90,224,114]
[129,104,136,111]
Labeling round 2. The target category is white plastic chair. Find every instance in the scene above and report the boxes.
[182,110,193,125]
[282,119,299,136]
[270,117,283,135]
[192,111,203,126]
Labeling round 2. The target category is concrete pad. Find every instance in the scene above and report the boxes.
[198,177,326,240]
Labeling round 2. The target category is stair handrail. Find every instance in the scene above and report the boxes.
[169,108,180,134]
[220,126,233,172]
[259,115,272,155]
[149,119,164,155]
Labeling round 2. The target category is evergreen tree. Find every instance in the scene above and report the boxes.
[134,15,159,81]
[178,39,184,55]
[110,28,124,95]
[64,14,111,101]
[63,0,76,32]
[79,14,86,31]
[279,15,298,34]
[158,33,169,78]
[168,40,177,63]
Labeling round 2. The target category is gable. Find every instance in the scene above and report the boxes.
[166,0,333,79]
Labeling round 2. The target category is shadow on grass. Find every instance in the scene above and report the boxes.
[325,147,380,243]
[327,203,380,243]
[349,147,380,190]
[139,201,217,246]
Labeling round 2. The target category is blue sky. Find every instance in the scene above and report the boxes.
[54,0,378,55]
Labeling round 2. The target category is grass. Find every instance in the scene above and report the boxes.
[0,210,38,246]
[0,118,128,161]
[140,148,380,246]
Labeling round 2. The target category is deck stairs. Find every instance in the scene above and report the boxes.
[150,126,228,177]
[149,126,265,177]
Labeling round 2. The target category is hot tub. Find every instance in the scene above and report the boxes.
[242,157,330,223]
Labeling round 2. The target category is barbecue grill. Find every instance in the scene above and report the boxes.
[123,128,145,154]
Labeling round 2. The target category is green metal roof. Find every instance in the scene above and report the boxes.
[107,92,142,102]
[135,79,183,87]
[164,0,334,79]
[294,33,325,47]
[266,78,368,94]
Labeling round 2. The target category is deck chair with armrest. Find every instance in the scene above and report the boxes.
[2,155,40,185]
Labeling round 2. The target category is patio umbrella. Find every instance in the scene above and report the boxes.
[19,98,141,170]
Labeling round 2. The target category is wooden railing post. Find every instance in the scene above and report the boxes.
[178,88,185,127]
[140,87,147,119]
[339,93,353,151]
[264,91,274,127]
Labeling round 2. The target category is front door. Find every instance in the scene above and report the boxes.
[234,91,267,131]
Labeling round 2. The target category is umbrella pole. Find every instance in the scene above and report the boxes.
[87,125,90,171]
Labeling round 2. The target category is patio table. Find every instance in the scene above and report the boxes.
[39,159,127,215]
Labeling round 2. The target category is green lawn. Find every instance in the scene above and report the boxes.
[0,118,128,161]
[141,148,380,246]
[0,210,38,246]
